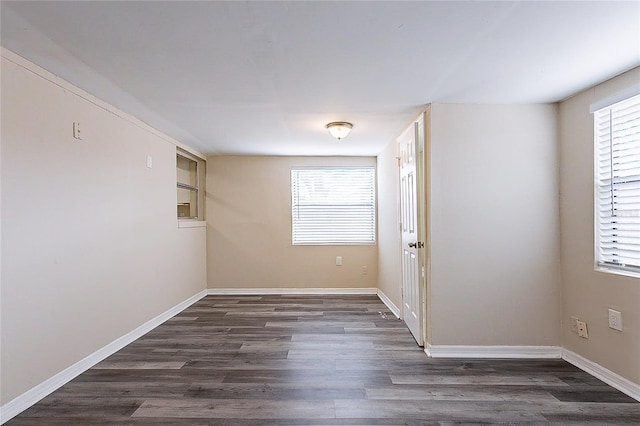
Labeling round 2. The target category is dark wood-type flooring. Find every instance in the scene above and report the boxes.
[7,295,640,425]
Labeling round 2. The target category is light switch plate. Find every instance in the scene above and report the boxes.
[73,122,82,140]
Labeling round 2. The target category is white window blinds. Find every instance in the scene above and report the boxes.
[291,167,376,245]
[594,93,640,274]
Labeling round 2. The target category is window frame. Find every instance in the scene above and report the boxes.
[291,166,377,246]
[593,93,640,277]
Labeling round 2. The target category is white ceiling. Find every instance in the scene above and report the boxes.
[2,1,639,156]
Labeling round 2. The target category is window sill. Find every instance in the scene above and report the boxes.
[595,266,640,280]
[178,220,206,229]
[292,242,377,246]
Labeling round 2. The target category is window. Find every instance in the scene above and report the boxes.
[291,167,376,245]
[594,93,640,275]
[177,150,200,220]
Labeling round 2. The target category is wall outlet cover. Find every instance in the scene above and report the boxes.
[608,309,622,332]
[576,320,588,339]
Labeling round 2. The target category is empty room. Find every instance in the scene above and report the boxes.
[1,1,639,424]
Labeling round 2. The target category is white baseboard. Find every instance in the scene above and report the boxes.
[562,349,640,402]
[425,343,562,359]
[376,289,400,318]
[206,287,378,295]
[0,289,207,424]
[423,345,639,402]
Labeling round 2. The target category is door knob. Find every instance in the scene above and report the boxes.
[408,242,424,248]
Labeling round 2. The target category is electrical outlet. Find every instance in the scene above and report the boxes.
[570,316,579,333]
[335,256,342,266]
[361,266,368,275]
[608,309,622,332]
[576,320,589,338]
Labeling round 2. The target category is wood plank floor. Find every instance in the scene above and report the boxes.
[7,295,640,425]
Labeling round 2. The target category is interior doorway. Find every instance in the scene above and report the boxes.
[397,113,427,346]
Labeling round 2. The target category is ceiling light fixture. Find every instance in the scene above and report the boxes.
[326,122,353,140]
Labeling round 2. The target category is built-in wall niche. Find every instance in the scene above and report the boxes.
[176,149,201,220]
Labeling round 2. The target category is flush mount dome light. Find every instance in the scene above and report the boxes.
[326,122,353,140]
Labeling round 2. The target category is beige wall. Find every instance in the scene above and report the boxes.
[429,103,561,346]
[376,140,401,307]
[1,50,207,404]
[559,67,640,384]
[206,156,378,289]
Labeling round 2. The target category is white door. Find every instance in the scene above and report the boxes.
[398,121,423,345]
